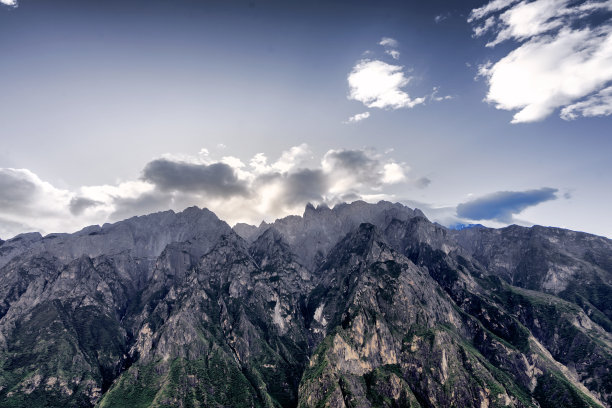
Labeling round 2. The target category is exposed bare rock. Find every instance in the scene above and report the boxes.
[0,202,609,408]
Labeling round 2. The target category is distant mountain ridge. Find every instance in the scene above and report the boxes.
[0,201,609,407]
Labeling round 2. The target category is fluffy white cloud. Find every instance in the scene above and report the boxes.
[346,37,451,114]
[344,112,370,123]
[0,0,17,7]
[0,146,428,237]
[348,60,425,110]
[249,143,311,174]
[382,163,407,184]
[470,0,612,122]
[479,26,612,123]
[271,143,311,173]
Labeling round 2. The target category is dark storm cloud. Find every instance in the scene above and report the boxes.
[142,159,248,197]
[0,169,38,211]
[69,197,102,215]
[284,169,328,205]
[457,188,558,223]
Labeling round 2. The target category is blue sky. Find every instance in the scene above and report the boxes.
[0,0,611,238]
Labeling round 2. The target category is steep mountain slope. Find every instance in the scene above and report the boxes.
[0,201,609,407]
[450,225,612,331]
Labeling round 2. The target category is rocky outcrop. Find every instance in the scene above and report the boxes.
[0,202,609,407]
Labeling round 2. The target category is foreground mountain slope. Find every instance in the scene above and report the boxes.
[0,201,609,407]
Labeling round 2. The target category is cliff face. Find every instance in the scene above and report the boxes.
[0,201,609,408]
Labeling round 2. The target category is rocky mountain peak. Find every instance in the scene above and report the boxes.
[0,201,610,408]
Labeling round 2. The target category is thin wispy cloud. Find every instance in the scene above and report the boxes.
[434,12,451,23]
[561,86,612,120]
[456,187,558,223]
[344,111,370,124]
[468,0,521,23]
[385,49,400,60]
[379,37,399,48]
[470,0,612,123]
[430,87,453,102]
[379,36,401,59]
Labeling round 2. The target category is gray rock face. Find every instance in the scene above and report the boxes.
[0,206,231,270]
[236,201,424,270]
[0,202,610,408]
[450,224,612,328]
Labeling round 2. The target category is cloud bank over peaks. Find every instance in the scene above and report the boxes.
[0,145,426,238]
[470,0,612,123]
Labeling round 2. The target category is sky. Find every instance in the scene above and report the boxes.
[0,0,611,239]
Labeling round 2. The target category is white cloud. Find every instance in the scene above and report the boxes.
[272,143,311,173]
[221,156,246,169]
[379,37,399,48]
[344,112,371,123]
[0,0,17,7]
[430,86,453,102]
[345,37,448,115]
[379,37,400,59]
[468,0,521,22]
[561,86,612,119]
[249,143,311,174]
[385,49,400,60]
[382,163,406,184]
[348,60,426,110]
[249,152,270,175]
[485,0,568,47]
[470,0,612,122]
[472,16,496,37]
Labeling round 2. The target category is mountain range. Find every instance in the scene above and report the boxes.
[0,201,610,407]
